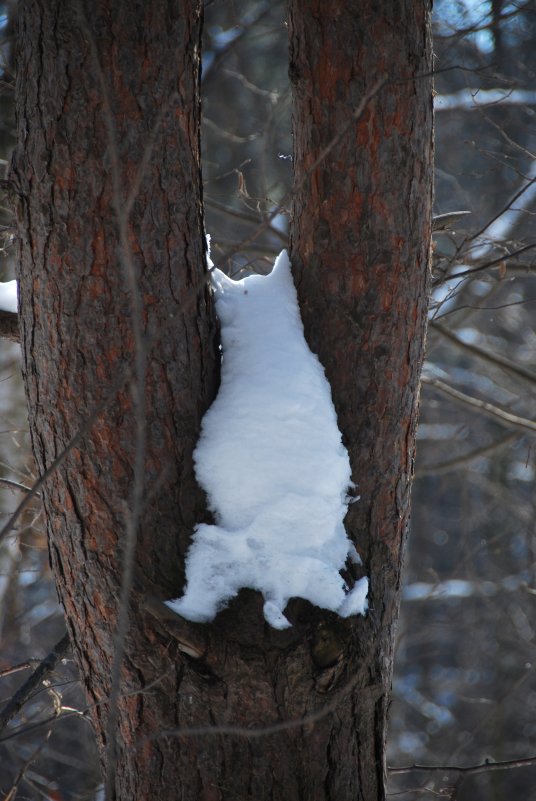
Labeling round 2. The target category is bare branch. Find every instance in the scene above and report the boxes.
[0,667,174,745]
[0,632,70,736]
[421,376,536,434]
[0,658,44,680]
[202,4,275,87]
[220,75,387,264]
[431,322,536,386]
[469,160,536,249]
[0,364,133,546]
[417,431,518,476]
[432,211,471,232]
[435,88,536,112]
[390,755,536,777]
[142,595,207,660]
[3,736,53,800]
[150,681,384,744]
[204,197,288,243]
[435,242,536,284]
[0,476,35,494]
[203,114,261,144]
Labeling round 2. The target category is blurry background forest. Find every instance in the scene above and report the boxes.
[0,1,535,799]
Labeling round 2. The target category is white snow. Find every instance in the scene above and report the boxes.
[0,280,17,313]
[166,247,368,629]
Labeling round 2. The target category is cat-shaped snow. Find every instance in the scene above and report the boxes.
[166,249,368,629]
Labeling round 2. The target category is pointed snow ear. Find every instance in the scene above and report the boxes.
[272,249,290,275]
[266,250,293,289]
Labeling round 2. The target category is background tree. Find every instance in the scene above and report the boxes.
[390,2,536,799]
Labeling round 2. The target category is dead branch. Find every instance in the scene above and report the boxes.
[431,322,536,386]
[421,375,536,434]
[0,632,70,736]
[390,754,536,776]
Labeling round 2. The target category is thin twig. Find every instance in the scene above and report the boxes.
[421,375,536,434]
[0,659,43,680]
[0,476,35,494]
[0,666,174,745]
[469,170,536,244]
[202,4,274,86]
[3,734,54,800]
[431,322,536,386]
[390,755,536,776]
[204,196,288,243]
[219,75,388,264]
[0,355,136,547]
[0,656,384,768]
[417,430,518,476]
[0,632,70,736]
[435,242,536,285]
[435,293,536,321]
[149,679,383,744]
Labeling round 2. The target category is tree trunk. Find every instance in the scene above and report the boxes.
[289,1,433,795]
[11,1,219,798]
[11,1,432,800]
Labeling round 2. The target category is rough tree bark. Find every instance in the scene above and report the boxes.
[289,2,433,798]
[11,1,219,798]
[11,2,432,801]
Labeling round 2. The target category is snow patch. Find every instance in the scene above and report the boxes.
[0,280,17,314]
[166,247,368,629]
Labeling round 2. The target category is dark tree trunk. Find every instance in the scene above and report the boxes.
[289,1,433,797]
[11,1,219,798]
[11,1,432,800]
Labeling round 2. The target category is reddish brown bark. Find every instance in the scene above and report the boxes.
[11,1,219,799]
[11,2,432,800]
[289,1,433,797]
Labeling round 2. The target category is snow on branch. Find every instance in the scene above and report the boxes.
[166,247,368,629]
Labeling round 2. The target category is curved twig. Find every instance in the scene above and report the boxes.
[421,375,536,433]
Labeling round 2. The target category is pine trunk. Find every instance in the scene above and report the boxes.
[289,1,433,797]
[11,2,432,800]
